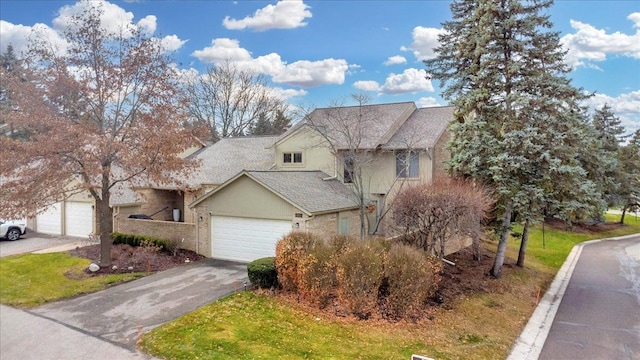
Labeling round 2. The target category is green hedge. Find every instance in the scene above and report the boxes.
[247,257,278,289]
[110,232,168,251]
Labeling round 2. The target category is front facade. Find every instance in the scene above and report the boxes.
[113,102,454,262]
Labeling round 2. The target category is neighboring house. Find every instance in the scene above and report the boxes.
[27,191,96,238]
[113,102,454,262]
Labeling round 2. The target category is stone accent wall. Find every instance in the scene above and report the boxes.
[114,214,198,253]
[194,205,211,257]
[302,209,364,239]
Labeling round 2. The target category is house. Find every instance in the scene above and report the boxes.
[109,102,454,262]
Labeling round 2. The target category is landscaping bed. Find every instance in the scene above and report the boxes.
[68,243,205,275]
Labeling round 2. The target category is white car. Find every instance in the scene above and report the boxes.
[0,220,27,241]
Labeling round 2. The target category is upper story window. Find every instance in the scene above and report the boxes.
[396,151,419,178]
[283,152,303,164]
[343,157,354,184]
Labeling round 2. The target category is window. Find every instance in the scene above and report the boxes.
[343,157,354,184]
[396,151,419,178]
[339,217,349,235]
[283,152,303,164]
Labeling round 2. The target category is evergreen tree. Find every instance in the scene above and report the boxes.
[591,104,628,208]
[248,109,292,136]
[618,130,640,223]
[425,0,601,276]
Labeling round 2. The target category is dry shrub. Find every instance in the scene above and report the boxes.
[335,240,385,319]
[275,232,322,292]
[384,243,442,319]
[298,242,336,307]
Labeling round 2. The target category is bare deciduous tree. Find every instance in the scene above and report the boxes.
[186,60,288,141]
[0,3,200,266]
[391,178,492,259]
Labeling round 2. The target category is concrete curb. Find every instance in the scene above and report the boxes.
[507,232,640,360]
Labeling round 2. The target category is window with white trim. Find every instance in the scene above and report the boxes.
[283,152,303,164]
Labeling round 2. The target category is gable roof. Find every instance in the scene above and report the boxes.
[276,102,417,150]
[275,102,453,152]
[184,136,277,188]
[191,170,359,215]
[382,106,453,150]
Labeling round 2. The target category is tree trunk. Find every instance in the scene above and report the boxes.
[97,188,113,267]
[490,202,512,278]
[620,206,627,225]
[516,218,530,267]
[472,232,481,261]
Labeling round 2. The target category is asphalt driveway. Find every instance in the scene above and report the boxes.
[30,258,248,349]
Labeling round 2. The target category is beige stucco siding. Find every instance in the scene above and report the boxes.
[275,128,335,175]
[203,176,295,220]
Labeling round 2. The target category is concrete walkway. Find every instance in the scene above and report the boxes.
[507,233,640,360]
[1,258,248,359]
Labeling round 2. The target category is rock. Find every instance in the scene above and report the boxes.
[111,265,118,270]
[185,258,190,263]
[88,263,100,272]
[128,266,134,271]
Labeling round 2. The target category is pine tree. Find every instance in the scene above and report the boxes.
[618,130,640,223]
[425,0,602,276]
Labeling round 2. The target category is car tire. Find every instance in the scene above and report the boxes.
[6,228,21,241]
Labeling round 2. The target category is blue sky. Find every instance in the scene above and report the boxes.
[1,0,639,134]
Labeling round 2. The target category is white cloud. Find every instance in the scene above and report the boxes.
[417,97,442,108]
[353,80,382,92]
[381,68,434,94]
[561,15,640,68]
[53,0,138,37]
[384,55,407,66]
[401,26,443,61]
[272,87,308,100]
[1,20,67,55]
[583,90,640,135]
[137,15,157,35]
[192,38,253,62]
[270,58,348,88]
[192,38,349,88]
[223,0,312,31]
[159,35,187,52]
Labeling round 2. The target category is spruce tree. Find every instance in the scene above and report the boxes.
[426,0,601,276]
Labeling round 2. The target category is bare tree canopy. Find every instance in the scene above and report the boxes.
[186,60,289,141]
[0,3,201,266]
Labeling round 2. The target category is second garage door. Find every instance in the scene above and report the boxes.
[65,201,93,237]
[211,216,291,262]
[36,204,62,235]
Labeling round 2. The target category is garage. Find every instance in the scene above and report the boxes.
[211,216,291,262]
[36,203,62,235]
[65,201,93,237]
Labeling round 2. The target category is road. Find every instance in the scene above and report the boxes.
[539,235,640,359]
[0,232,87,258]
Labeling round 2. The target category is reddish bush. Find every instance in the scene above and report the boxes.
[383,243,441,319]
[297,242,336,307]
[275,232,321,292]
[335,240,385,319]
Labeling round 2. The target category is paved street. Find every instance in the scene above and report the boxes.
[539,236,640,359]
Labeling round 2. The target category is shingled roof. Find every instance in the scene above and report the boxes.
[192,170,359,215]
[184,136,277,188]
[382,106,453,150]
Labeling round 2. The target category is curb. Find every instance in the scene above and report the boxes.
[506,232,640,360]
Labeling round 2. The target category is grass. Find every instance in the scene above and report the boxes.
[0,252,144,308]
[140,213,640,360]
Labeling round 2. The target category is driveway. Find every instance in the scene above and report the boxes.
[0,231,89,258]
[30,258,248,349]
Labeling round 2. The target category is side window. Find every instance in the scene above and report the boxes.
[396,151,419,178]
[339,216,349,235]
[343,157,354,184]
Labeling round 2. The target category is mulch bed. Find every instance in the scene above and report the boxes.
[68,243,205,275]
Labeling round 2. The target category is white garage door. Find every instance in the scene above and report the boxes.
[65,202,93,237]
[36,203,62,235]
[211,216,291,262]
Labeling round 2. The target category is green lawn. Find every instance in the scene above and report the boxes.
[140,214,640,360]
[0,252,144,307]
